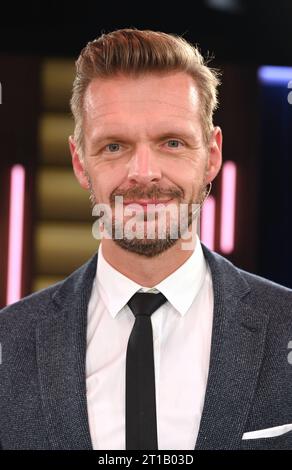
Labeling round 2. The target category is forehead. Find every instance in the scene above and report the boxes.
[83,72,201,128]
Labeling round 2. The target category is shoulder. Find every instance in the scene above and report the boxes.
[237,266,292,325]
[225,253,291,322]
[202,243,292,319]
[237,266,292,300]
[0,281,65,332]
[0,250,98,330]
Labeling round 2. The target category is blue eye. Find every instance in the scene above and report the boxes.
[167,140,182,148]
[106,143,120,152]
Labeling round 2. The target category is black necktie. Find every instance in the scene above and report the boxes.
[126,291,167,450]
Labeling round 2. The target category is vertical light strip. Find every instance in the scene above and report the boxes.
[6,164,26,305]
[220,161,237,254]
[201,195,216,251]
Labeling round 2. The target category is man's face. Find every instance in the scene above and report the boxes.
[71,71,222,257]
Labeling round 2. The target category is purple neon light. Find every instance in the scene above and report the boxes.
[220,161,237,254]
[6,165,25,305]
[201,195,216,251]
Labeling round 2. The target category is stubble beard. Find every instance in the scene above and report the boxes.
[88,177,207,258]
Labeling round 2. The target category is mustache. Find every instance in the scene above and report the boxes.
[110,186,183,203]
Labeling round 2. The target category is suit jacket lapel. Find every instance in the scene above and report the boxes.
[195,245,269,449]
[36,252,98,450]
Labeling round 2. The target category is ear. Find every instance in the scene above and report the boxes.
[205,126,223,184]
[69,135,90,190]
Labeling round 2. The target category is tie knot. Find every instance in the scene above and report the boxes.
[127,291,167,318]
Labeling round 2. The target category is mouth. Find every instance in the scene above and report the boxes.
[123,199,173,206]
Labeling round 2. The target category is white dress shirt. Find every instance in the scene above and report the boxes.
[86,235,214,450]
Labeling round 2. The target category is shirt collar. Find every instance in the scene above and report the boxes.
[96,234,207,318]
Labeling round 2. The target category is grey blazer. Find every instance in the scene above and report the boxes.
[0,243,292,450]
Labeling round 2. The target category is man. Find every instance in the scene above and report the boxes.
[0,29,292,451]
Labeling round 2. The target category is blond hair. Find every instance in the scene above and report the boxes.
[70,28,221,158]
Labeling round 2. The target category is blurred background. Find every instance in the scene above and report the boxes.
[1,0,292,307]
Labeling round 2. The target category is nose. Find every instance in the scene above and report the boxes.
[126,145,162,185]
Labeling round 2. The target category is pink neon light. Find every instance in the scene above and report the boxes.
[6,165,26,305]
[220,161,237,254]
[201,195,216,250]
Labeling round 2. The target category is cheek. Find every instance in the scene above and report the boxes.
[167,164,198,188]
[167,153,204,176]
[89,170,121,203]
[173,165,206,199]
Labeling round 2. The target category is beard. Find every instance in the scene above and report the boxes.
[87,174,208,258]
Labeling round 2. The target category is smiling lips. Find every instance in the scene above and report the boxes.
[123,199,172,205]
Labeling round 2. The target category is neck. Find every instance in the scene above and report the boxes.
[100,222,198,287]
